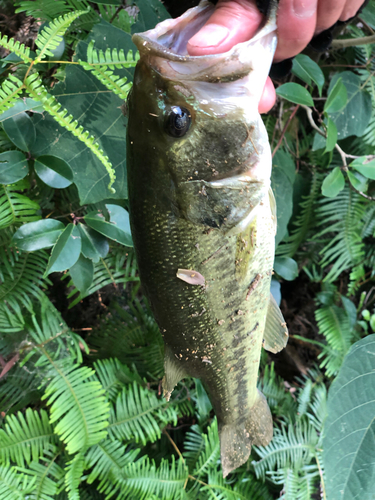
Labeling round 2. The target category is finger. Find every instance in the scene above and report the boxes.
[258,77,276,114]
[187,0,263,56]
[339,0,366,21]
[315,0,345,34]
[274,0,318,62]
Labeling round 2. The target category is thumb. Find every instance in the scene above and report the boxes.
[187,0,264,56]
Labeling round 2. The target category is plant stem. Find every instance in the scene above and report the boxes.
[331,34,375,49]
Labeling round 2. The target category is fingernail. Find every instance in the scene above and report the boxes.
[292,0,317,18]
[188,24,230,48]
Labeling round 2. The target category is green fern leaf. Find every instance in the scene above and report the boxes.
[39,359,109,454]
[0,365,42,416]
[79,41,139,100]
[183,419,220,478]
[0,465,36,499]
[99,456,188,500]
[0,251,50,315]
[252,421,318,480]
[0,35,32,63]
[86,439,140,485]
[15,0,71,20]
[0,185,40,230]
[277,171,321,258]
[107,382,178,445]
[315,302,356,377]
[268,466,319,500]
[0,409,55,467]
[314,189,366,282]
[24,74,116,192]
[35,11,87,62]
[64,452,84,500]
[201,470,273,500]
[93,358,145,402]
[0,302,24,333]
[0,76,25,115]
[18,448,65,500]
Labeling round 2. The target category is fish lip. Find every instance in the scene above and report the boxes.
[132,0,278,82]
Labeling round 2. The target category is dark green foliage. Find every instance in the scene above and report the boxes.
[0,1,374,499]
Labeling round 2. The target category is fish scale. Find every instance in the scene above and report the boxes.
[127,0,288,477]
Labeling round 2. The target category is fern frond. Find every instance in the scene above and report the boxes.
[79,41,139,100]
[24,74,116,192]
[67,248,139,308]
[19,447,65,500]
[0,251,50,315]
[268,466,319,500]
[35,11,87,62]
[107,382,178,445]
[307,384,327,432]
[86,439,140,485]
[0,409,55,467]
[0,364,42,416]
[201,470,272,500]
[0,35,32,63]
[0,75,25,115]
[257,363,294,414]
[0,465,36,499]
[99,456,188,500]
[315,302,355,377]
[0,302,24,333]
[64,452,85,500]
[314,188,366,282]
[15,0,71,21]
[277,171,321,258]
[252,421,318,480]
[38,355,109,454]
[0,185,40,230]
[93,358,145,402]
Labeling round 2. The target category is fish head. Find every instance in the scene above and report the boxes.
[128,1,277,203]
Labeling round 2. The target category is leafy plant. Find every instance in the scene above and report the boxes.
[0,0,374,499]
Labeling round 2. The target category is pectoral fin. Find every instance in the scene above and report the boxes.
[162,344,188,401]
[262,294,288,353]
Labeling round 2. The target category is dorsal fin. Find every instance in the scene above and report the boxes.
[262,294,288,353]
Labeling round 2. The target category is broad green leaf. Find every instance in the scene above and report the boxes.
[321,167,345,197]
[85,209,132,247]
[350,156,375,180]
[347,171,368,192]
[0,98,43,122]
[106,204,133,247]
[292,54,324,95]
[131,0,170,33]
[324,117,337,154]
[274,257,298,281]
[12,219,64,251]
[276,83,314,107]
[78,223,109,263]
[326,72,372,139]
[69,255,94,293]
[45,224,81,276]
[270,278,281,306]
[271,154,294,246]
[31,19,135,204]
[2,112,36,151]
[0,151,28,184]
[34,155,73,189]
[323,335,375,500]
[324,77,347,113]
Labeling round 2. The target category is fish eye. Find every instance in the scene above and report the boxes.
[165,106,191,138]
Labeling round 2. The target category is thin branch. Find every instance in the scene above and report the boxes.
[272,105,300,158]
[331,34,375,49]
[301,105,375,201]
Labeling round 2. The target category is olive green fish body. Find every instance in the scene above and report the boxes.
[127,0,288,476]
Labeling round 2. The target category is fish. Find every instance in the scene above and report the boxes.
[126,0,288,477]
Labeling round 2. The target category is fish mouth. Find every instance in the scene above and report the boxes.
[132,0,277,86]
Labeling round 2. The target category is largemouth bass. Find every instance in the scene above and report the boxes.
[127,0,288,477]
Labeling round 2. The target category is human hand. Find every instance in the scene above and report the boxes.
[187,0,365,113]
